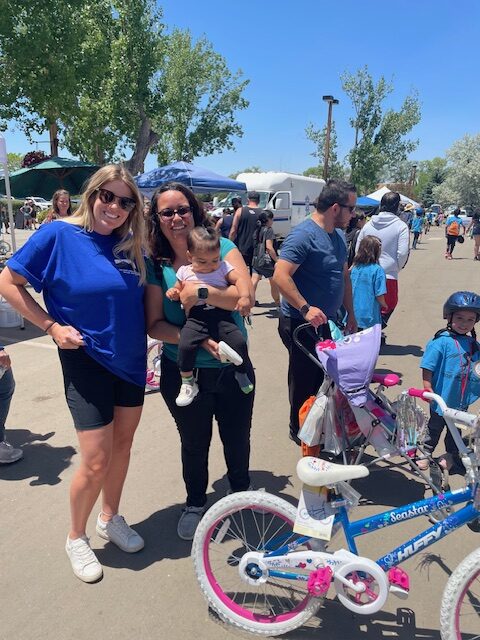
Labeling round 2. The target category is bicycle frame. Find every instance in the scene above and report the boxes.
[263,484,479,581]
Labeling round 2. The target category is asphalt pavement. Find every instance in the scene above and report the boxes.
[1,225,479,640]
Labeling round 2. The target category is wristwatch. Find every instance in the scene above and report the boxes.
[198,287,209,300]
[299,303,310,317]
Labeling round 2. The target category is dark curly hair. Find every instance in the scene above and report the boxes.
[146,182,212,268]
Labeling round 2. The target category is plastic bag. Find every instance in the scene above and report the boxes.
[298,393,328,446]
[322,395,343,455]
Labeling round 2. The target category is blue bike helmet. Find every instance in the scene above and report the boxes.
[443,291,480,319]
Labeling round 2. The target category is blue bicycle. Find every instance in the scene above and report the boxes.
[192,389,480,638]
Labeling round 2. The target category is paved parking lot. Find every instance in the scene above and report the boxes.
[1,226,479,640]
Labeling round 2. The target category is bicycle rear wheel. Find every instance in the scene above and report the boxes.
[0,240,11,256]
[145,339,162,391]
[440,546,480,639]
[192,492,322,636]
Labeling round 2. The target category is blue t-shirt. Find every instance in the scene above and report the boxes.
[279,219,347,319]
[411,216,424,233]
[420,331,480,415]
[146,237,246,367]
[446,215,463,235]
[8,222,146,386]
[350,263,386,329]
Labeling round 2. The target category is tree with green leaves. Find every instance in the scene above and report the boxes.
[229,166,263,179]
[0,1,249,175]
[152,30,248,171]
[414,157,447,206]
[304,121,345,179]
[341,66,421,192]
[0,0,105,155]
[433,135,480,207]
[7,153,23,173]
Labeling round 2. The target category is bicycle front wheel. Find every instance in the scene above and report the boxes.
[440,546,480,639]
[192,492,322,637]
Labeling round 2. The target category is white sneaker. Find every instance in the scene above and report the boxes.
[0,440,23,464]
[218,341,243,366]
[65,536,103,583]
[175,380,199,407]
[96,514,144,552]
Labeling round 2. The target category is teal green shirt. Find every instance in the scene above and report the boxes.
[146,237,247,368]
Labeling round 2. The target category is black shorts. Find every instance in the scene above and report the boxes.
[58,348,145,430]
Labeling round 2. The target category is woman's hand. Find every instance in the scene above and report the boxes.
[201,338,220,360]
[0,349,11,370]
[235,295,252,317]
[49,324,85,349]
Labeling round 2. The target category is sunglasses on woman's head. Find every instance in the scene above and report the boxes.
[96,188,136,213]
[158,205,192,219]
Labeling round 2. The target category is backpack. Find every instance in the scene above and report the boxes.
[447,218,460,236]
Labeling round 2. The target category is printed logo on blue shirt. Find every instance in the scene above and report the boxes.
[114,258,139,276]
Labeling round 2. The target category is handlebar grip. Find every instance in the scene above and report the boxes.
[408,387,428,400]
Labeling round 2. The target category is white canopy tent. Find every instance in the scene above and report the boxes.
[367,185,420,208]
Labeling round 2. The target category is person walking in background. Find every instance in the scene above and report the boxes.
[346,212,367,267]
[466,208,480,260]
[349,236,387,331]
[229,191,263,270]
[0,204,9,234]
[444,207,464,260]
[251,211,280,308]
[273,179,358,445]
[0,165,147,582]
[44,190,72,223]
[145,181,255,541]
[215,207,234,238]
[19,199,34,230]
[411,209,425,249]
[0,347,22,465]
[355,191,409,333]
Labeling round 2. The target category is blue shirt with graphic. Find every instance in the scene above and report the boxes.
[279,219,347,320]
[411,216,424,233]
[350,263,386,329]
[146,237,246,368]
[8,221,146,386]
[420,331,480,415]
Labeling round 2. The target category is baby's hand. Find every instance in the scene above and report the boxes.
[235,295,252,316]
[166,287,181,301]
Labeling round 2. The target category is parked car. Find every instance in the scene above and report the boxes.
[27,196,52,211]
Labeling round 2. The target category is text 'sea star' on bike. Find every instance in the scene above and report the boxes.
[192,388,480,638]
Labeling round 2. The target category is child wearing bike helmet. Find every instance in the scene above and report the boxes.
[420,291,480,475]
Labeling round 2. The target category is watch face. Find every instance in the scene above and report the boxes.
[198,287,208,300]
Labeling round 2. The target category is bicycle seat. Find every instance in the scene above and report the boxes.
[371,372,401,387]
[297,456,369,486]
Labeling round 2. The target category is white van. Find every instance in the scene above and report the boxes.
[213,172,326,240]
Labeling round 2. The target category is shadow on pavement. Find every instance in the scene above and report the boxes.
[352,459,426,508]
[380,343,424,357]
[0,428,76,485]
[0,318,45,345]
[97,470,296,569]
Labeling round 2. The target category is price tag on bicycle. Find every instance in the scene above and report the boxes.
[294,484,335,540]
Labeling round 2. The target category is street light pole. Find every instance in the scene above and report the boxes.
[322,95,339,180]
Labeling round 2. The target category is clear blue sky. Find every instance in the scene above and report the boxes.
[4,0,480,177]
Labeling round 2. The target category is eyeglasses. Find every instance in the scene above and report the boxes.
[338,203,356,213]
[97,188,136,213]
[158,205,192,219]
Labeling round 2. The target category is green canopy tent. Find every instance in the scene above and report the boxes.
[0,156,99,200]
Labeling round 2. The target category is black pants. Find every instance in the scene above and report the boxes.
[178,305,249,374]
[241,249,254,274]
[446,234,457,254]
[412,231,421,249]
[425,410,463,471]
[160,354,254,507]
[278,313,330,440]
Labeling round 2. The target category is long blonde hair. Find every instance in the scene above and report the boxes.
[65,164,146,283]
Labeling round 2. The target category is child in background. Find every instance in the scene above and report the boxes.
[444,207,465,259]
[349,235,387,330]
[420,291,480,479]
[166,226,254,406]
[411,210,425,249]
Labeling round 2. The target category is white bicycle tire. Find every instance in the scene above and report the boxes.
[440,546,480,639]
[192,491,322,636]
